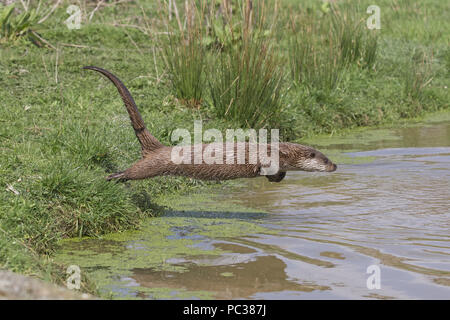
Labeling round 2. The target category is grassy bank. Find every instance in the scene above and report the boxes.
[0,0,449,293]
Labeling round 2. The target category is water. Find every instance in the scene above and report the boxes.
[55,119,450,299]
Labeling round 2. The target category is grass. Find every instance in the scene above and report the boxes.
[403,48,434,102]
[289,15,345,93]
[0,0,449,295]
[288,3,379,95]
[207,1,284,128]
[279,0,449,138]
[158,1,206,108]
[208,33,284,128]
[0,3,37,42]
[158,0,284,127]
[0,1,57,47]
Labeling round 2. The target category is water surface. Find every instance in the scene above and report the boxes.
[56,118,450,299]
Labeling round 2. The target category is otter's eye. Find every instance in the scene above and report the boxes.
[310,152,315,158]
[324,159,328,164]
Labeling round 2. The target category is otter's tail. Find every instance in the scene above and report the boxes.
[83,66,163,155]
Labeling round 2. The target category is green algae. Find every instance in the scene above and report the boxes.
[135,286,215,300]
[195,218,276,239]
[154,189,265,214]
[100,282,215,300]
[320,251,346,260]
[53,181,274,299]
[53,216,275,299]
[301,128,401,149]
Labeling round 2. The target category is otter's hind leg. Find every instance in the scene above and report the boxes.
[106,158,163,182]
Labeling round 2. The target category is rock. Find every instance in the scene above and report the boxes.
[0,270,94,300]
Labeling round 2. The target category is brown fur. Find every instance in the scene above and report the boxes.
[84,67,337,183]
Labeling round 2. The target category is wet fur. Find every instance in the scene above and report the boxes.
[84,66,337,183]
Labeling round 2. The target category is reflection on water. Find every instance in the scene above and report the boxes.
[55,120,450,299]
[133,254,330,300]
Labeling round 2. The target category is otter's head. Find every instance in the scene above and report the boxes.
[279,143,337,172]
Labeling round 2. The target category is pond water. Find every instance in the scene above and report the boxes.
[55,116,450,299]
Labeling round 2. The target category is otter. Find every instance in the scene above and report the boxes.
[83,66,336,183]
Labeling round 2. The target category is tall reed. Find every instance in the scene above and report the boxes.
[404,49,433,102]
[289,4,378,93]
[207,0,284,128]
[159,1,206,108]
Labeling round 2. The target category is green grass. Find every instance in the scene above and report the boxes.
[158,1,206,108]
[207,1,284,128]
[0,0,449,295]
[0,1,57,47]
[279,0,449,139]
[288,3,379,93]
[1,3,37,42]
[158,0,285,127]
